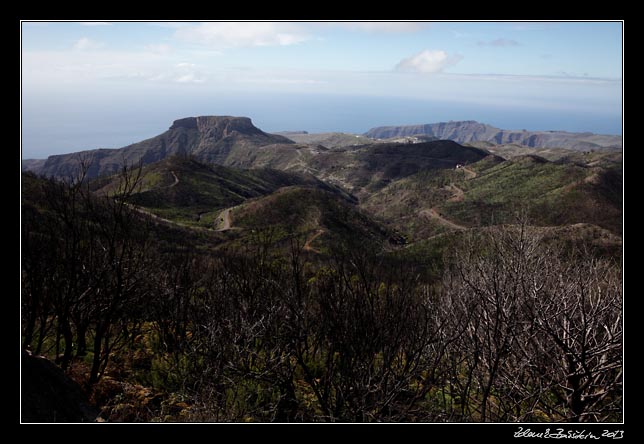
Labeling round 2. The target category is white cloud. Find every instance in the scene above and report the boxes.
[171,62,205,83]
[144,44,172,54]
[80,22,113,27]
[22,45,217,89]
[24,49,168,85]
[73,37,104,51]
[174,73,205,84]
[332,22,429,33]
[174,22,309,48]
[395,49,462,74]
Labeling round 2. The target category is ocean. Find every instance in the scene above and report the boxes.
[21,93,622,159]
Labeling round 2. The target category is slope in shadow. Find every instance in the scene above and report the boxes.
[22,352,98,423]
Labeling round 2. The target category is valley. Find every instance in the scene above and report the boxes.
[21,115,623,423]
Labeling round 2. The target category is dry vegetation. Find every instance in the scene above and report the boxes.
[21,162,622,422]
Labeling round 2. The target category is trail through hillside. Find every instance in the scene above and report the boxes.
[420,208,466,231]
[169,171,179,187]
[216,208,233,231]
[291,148,308,171]
[126,204,210,232]
[446,184,465,202]
[420,166,474,228]
[460,166,477,179]
[304,229,325,253]
[149,170,179,191]
[417,171,470,230]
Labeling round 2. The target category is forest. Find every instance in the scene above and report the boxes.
[21,163,622,423]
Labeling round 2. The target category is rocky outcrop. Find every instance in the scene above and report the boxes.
[364,120,622,150]
[365,121,496,142]
[26,116,293,179]
[21,158,46,172]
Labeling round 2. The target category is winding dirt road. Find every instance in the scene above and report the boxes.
[169,171,179,187]
[446,184,465,203]
[419,168,474,230]
[126,204,210,232]
[303,229,325,253]
[460,166,477,179]
[216,207,233,231]
[153,170,179,190]
[420,208,466,231]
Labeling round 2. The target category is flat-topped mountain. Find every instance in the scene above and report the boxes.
[27,116,293,179]
[364,120,622,150]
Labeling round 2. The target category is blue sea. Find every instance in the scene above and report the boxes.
[21,93,622,159]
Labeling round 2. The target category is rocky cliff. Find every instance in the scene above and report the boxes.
[28,116,293,179]
[364,120,622,150]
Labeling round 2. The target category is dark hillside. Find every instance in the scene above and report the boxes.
[232,186,395,253]
[310,140,488,196]
[29,116,293,179]
[92,156,346,227]
[22,352,98,422]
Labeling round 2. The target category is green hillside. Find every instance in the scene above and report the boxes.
[230,186,397,253]
[92,156,345,227]
[362,154,621,241]
[442,155,622,234]
[21,115,622,424]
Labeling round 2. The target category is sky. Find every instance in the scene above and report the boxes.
[21,21,623,159]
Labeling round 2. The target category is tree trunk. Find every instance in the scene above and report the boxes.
[35,318,47,355]
[568,373,585,422]
[275,380,298,422]
[76,323,88,357]
[60,316,74,370]
[89,326,104,384]
[23,314,36,350]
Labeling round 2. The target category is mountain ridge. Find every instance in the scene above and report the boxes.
[26,116,293,179]
[364,120,622,150]
[23,117,623,180]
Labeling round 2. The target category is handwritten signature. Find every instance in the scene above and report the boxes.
[514,427,624,440]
